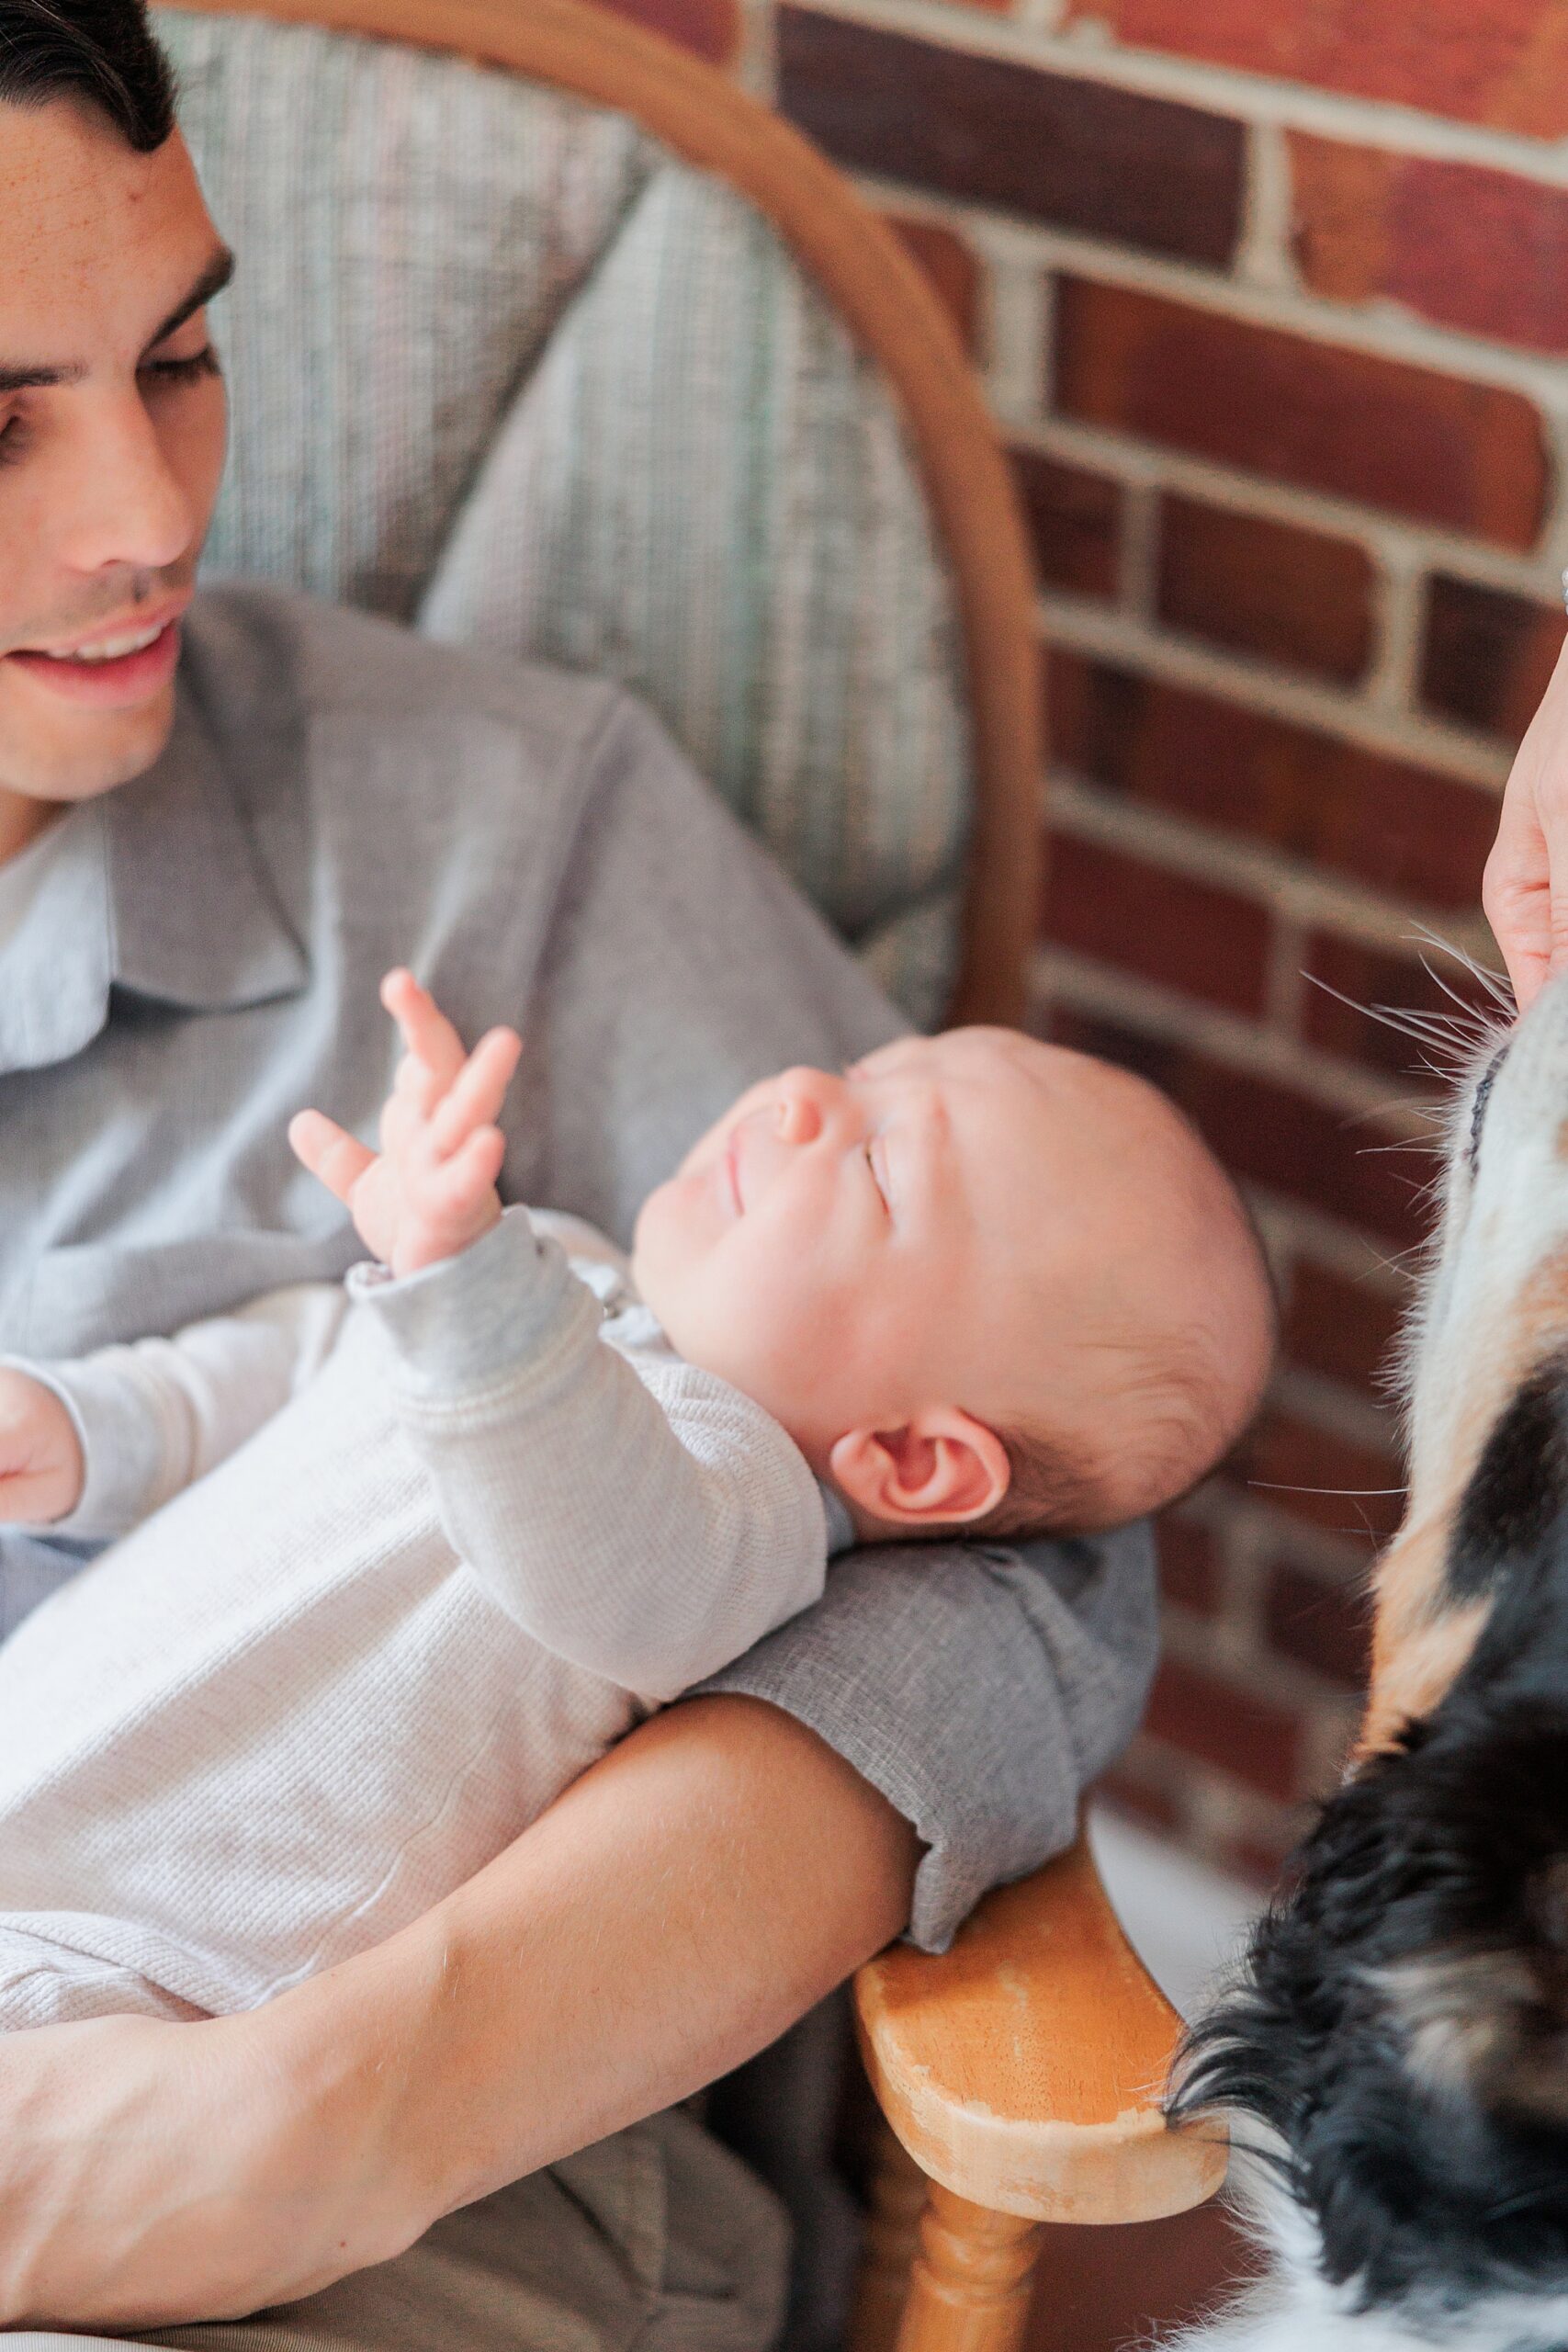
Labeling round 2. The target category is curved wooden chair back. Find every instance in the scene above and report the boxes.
[159,0,1042,1026]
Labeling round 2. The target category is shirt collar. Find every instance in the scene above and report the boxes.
[0,682,309,1078]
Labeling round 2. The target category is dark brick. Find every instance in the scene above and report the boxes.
[777,9,1246,265]
[1421,574,1566,744]
[883,213,983,354]
[593,0,739,61]
[1145,1657,1304,1801]
[1291,136,1568,353]
[1058,0,1568,139]
[1048,647,1500,910]
[1232,1408,1405,1540]
[1012,449,1122,598]
[1098,1760,1186,1838]
[1283,1257,1407,1401]
[1218,1815,1311,1887]
[1043,1004,1433,1247]
[1042,830,1271,1014]
[1158,1513,1224,1613]
[1055,277,1550,550]
[1267,1558,1372,1688]
[1156,495,1376,684]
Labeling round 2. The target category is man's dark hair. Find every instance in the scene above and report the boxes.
[0,0,175,151]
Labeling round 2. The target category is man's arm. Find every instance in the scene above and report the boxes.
[0,1698,915,2329]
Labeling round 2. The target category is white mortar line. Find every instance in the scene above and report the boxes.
[1252,1188,1429,1288]
[847,165,1568,405]
[1046,768,1499,949]
[1365,542,1427,716]
[1040,589,1515,786]
[998,410,1568,599]
[1162,1604,1371,1720]
[1270,1362,1401,1453]
[1235,117,1297,293]
[978,232,1050,423]
[1032,943,1438,1126]
[790,0,1568,183]
[1211,1484,1378,1586]
[735,0,778,99]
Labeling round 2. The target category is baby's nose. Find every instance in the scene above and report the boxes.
[774,1072,829,1145]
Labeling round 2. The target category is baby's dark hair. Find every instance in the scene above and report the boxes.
[975,1352,1236,1543]
[972,1189,1278,1544]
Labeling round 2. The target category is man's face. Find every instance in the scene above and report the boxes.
[0,97,230,812]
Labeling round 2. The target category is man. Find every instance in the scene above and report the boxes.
[0,3,1158,2342]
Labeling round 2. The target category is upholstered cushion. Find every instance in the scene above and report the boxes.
[157,8,972,1021]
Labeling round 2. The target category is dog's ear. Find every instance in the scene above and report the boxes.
[1381,1860,1568,2127]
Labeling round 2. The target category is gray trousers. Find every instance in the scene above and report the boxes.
[6,2110,789,2352]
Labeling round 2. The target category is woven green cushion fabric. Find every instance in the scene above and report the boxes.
[156,9,971,1022]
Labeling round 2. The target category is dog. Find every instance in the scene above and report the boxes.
[1168,966,1568,2350]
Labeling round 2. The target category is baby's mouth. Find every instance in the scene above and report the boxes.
[725,1136,745,1216]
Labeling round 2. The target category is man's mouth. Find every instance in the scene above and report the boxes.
[32,621,168,664]
[5,608,186,707]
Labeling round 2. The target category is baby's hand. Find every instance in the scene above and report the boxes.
[0,1368,84,1525]
[289,971,522,1280]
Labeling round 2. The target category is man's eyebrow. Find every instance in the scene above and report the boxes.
[0,247,235,396]
[143,246,235,356]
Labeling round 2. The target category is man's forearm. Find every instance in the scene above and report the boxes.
[280,1696,917,2223]
[0,1696,915,2329]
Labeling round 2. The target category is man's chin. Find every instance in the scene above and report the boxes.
[0,678,177,807]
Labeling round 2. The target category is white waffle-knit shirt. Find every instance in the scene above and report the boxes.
[0,1209,839,2026]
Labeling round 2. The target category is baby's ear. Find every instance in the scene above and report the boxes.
[829,1410,1010,1530]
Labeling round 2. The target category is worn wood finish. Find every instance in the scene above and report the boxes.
[856,1835,1229,2225]
[897,2188,1040,2352]
[163,0,1043,1027]
[851,2124,929,2352]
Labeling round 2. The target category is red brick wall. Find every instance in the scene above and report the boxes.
[612,0,1568,1883]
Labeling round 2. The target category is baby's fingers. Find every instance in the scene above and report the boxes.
[429,1027,523,1158]
[382,969,467,1109]
[288,1110,377,1205]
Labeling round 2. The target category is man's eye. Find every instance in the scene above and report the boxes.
[141,345,222,388]
[0,413,27,470]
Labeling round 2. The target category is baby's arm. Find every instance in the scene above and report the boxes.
[0,1284,347,1541]
[359,1209,829,1698]
[297,973,827,1696]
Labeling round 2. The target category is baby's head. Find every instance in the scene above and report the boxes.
[632,1029,1274,1540]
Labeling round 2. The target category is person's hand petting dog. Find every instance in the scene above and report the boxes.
[1483,626,1568,1011]
[288,969,522,1279]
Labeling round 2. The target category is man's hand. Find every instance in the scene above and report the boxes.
[1483,630,1568,1012]
[289,970,522,1279]
[0,2004,417,2328]
[0,1368,83,1525]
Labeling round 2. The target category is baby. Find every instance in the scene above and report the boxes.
[0,977,1271,2029]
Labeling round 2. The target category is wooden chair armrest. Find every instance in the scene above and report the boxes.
[854,1832,1228,2226]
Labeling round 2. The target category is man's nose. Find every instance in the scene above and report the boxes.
[57,394,197,577]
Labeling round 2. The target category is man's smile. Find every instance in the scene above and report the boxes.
[5,594,187,707]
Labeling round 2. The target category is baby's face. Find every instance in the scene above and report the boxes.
[631,1028,1163,1474]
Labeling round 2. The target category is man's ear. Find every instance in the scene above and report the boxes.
[829,1408,1010,1529]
